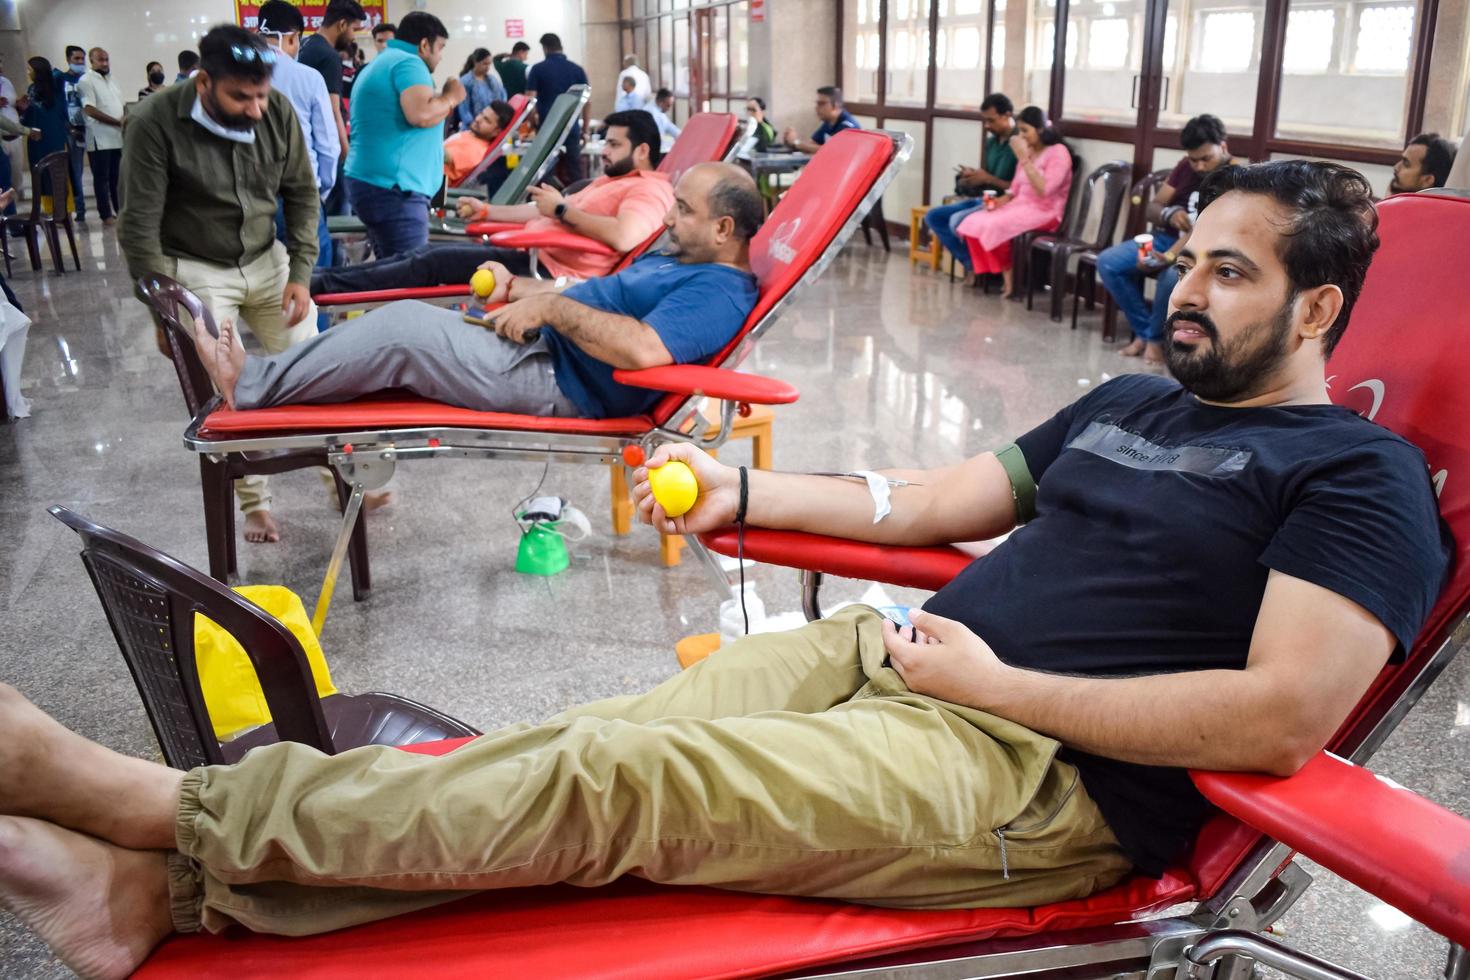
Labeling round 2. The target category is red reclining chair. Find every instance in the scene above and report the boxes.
[132,194,1469,980]
[315,112,747,318]
[174,129,909,629]
[447,92,536,190]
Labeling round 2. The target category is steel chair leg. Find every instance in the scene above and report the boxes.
[1446,942,1470,980]
[800,570,825,622]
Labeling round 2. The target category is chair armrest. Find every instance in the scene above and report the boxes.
[464,220,525,237]
[314,284,473,307]
[698,527,974,593]
[487,228,620,256]
[1191,754,1470,945]
[612,365,799,405]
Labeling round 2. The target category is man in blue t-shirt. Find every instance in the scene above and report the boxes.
[782,85,860,155]
[190,163,763,421]
[55,45,89,222]
[342,11,467,259]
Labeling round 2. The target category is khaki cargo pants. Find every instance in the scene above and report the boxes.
[169,606,1132,936]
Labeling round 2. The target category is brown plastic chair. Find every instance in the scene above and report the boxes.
[135,273,372,601]
[50,506,479,769]
[3,150,80,276]
[1071,169,1172,340]
[1024,160,1132,322]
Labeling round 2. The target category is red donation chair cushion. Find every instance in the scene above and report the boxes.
[658,112,740,181]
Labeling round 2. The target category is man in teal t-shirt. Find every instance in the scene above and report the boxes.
[342,11,465,259]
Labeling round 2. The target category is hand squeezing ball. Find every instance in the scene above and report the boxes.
[648,460,699,518]
[471,268,497,298]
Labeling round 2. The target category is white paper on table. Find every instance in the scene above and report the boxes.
[0,297,32,418]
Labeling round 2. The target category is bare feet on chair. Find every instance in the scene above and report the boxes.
[0,816,173,980]
[189,315,245,409]
[243,510,281,544]
[0,685,181,850]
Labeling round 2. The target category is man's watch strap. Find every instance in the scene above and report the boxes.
[554,202,569,221]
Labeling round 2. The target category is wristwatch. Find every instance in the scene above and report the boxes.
[554,202,569,222]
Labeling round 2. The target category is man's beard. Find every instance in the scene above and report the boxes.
[1388,177,1408,195]
[603,154,635,177]
[201,88,260,131]
[1164,301,1295,402]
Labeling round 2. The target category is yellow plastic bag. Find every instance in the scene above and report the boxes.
[193,586,337,740]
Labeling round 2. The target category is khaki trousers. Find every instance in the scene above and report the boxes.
[169,607,1132,936]
[165,241,319,514]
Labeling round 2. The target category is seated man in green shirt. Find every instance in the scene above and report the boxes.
[924,92,1019,273]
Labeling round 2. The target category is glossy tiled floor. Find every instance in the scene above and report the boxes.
[1,226,1464,978]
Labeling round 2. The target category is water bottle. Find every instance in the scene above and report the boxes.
[718,582,765,647]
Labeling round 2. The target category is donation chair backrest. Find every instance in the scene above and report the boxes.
[48,507,337,769]
[508,93,528,113]
[641,128,908,428]
[454,94,538,189]
[1320,190,1470,762]
[135,274,218,420]
[489,84,590,206]
[656,112,739,184]
[1127,168,1172,237]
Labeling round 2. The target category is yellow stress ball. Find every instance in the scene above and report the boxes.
[470,268,497,298]
[648,460,699,518]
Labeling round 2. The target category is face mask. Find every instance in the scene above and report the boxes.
[190,91,257,144]
[70,64,85,75]
[149,72,166,86]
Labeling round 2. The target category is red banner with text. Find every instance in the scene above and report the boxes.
[235,0,388,33]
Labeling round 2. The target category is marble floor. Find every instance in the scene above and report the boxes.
[0,224,1464,978]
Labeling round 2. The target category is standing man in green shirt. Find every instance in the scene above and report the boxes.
[119,23,321,546]
[493,41,531,98]
[924,92,1019,273]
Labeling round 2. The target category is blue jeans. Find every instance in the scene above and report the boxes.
[1095,231,1180,343]
[67,133,87,219]
[344,177,430,260]
[275,200,333,331]
[924,199,985,272]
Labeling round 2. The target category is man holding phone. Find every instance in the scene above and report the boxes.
[925,93,1018,273]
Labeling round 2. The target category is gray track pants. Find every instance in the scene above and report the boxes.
[233,300,580,417]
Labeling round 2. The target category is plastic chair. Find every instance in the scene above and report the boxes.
[1071,168,1171,339]
[4,150,80,276]
[135,274,372,602]
[50,506,479,770]
[1024,160,1131,322]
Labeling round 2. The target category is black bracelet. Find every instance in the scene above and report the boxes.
[736,465,749,525]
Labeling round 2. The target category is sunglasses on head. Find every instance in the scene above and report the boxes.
[229,44,277,65]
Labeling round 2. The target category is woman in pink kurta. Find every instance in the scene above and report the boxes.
[956,105,1073,295]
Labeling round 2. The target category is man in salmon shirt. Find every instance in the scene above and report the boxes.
[311,110,673,295]
[442,101,513,191]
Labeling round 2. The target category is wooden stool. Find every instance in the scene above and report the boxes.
[609,402,774,566]
[908,206,942,271]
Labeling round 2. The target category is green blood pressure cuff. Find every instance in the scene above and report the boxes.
[995,443,1037,525]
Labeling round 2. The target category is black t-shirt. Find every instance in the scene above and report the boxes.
[299,34,344,97]
[923,374,1451,875]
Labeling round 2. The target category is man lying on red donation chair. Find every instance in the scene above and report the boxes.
[0,161,1451,979]
[193,163,759,420]
[311,109,674,296]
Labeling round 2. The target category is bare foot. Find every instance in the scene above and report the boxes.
[363,489,396,513]
[0,685,181,850]
[1143,341,1166,365]
[1119,339,1146,357]
[1001,270,1015,298]
[189,315,245,409]
[243,510,280,544]
[0,817,173,980]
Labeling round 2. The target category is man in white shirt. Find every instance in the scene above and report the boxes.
[0,57,25,202]
[641,87,681,152]
[616,54,651,104]
[77,47,125,224]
